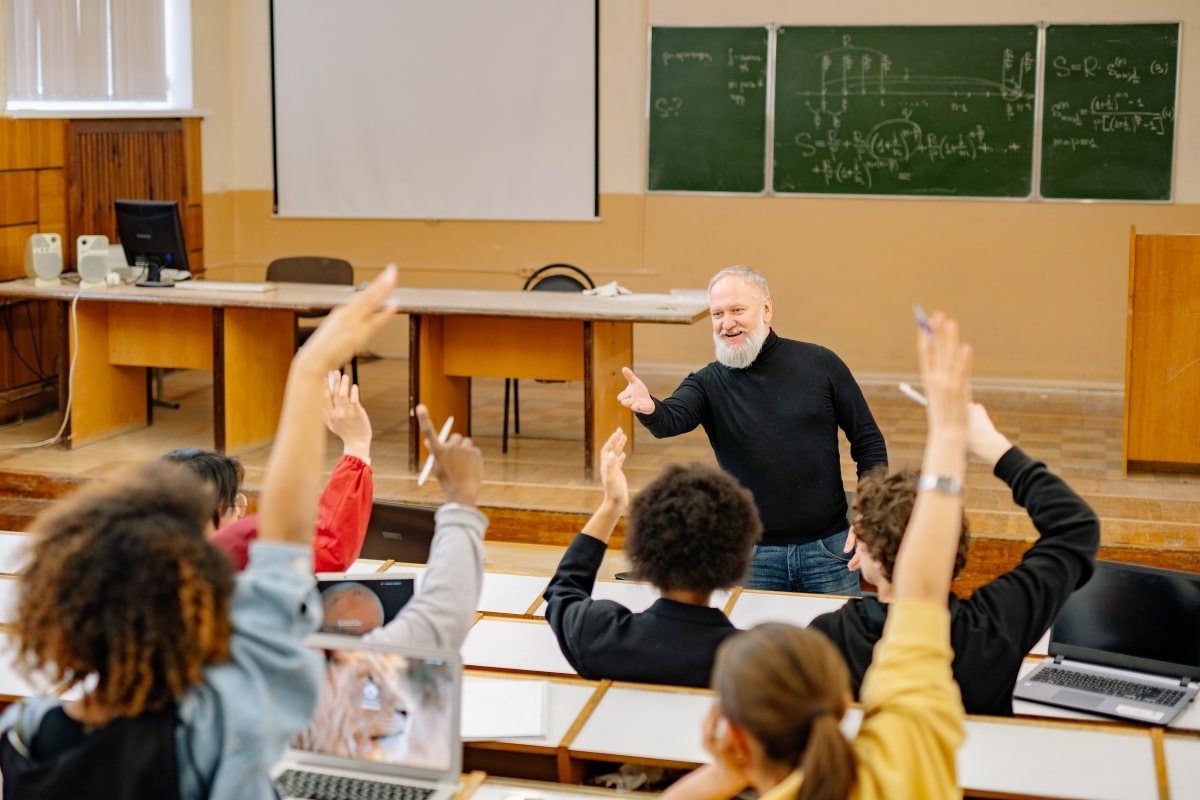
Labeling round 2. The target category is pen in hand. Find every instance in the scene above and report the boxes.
[913,304,934,337]
[898,382,928,407]
[417,415,455,487]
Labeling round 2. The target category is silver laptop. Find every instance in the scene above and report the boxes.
[273,635,463,800]
[1014,560,1200,725]
[316,572,417,636]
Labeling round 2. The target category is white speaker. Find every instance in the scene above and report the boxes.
[76,234,110,287]
[24,233,63,287]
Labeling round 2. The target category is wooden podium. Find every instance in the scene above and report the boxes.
[1124,227,1200,472]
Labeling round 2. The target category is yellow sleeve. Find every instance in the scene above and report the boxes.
[851,600,965,800]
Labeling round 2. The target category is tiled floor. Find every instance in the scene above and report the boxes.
[0,357,1196,552]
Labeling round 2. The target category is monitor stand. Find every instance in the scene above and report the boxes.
[135,262,175,288]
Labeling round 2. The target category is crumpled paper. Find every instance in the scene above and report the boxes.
[582,280,632,296]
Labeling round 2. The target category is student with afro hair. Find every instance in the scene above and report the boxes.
[543,428,761,688]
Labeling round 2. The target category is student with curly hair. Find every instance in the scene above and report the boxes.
[809,400,1099,715]
[0,267,400,799]
[543,428,761,687]
[662,311,970,800]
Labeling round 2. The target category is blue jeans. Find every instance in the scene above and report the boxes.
[747,528,861,596]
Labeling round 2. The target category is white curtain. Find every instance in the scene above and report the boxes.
[5,0,182,106]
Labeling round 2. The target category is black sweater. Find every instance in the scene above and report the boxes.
[636,331,887,545]
[543,534,737,688]
[809,446,1100,716]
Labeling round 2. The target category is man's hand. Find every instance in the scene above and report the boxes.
[617,367,655,414]
[599,428,629,512]
[843,528,862,571]
[966,402,1012,467]
[323,370,372,461]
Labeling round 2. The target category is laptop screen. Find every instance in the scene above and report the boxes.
[358,502,438,563]
[291,635,463,779]
[316,573,416,636]
[1051,560,1200,680]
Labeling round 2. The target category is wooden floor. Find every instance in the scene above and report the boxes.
[0,356,1196,574]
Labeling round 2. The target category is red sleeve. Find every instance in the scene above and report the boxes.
[210,514,258,571]
[312,455,374,573]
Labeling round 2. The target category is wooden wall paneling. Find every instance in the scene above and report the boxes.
[0,225,38,282]
[0,173,39,225]
[0,119,65,171]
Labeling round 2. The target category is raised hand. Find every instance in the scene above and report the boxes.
[323,370,372,461]
[599,428,629,512]
[415,404,482,508]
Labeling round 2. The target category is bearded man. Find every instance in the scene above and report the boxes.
[618,266,887,594]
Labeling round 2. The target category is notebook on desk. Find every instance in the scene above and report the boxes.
[358,501,439,564]
[273,635,462,800]
[1013,560,1200,725]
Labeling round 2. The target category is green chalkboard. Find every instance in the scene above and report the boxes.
[648,27,769,193]
[1040,24,1180,200]
[773,26,1038,197]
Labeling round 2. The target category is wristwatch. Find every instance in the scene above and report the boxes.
[917,474,964,495]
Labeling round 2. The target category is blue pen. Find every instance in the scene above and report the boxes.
[913,304,933,336]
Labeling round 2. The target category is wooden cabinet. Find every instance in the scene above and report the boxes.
[1124,227,1200,472]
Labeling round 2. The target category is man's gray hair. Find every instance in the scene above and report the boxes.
[708,265,770,299]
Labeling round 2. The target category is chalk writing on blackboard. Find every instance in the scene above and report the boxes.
[774,26,1039,197]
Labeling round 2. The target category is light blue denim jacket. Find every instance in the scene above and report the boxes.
[0,541,324,799]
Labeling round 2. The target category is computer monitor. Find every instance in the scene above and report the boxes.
[113,199,190,287]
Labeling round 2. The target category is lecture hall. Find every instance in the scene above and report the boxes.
[0,1,1198,798]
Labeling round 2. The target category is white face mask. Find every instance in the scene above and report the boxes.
[713,318,768,369]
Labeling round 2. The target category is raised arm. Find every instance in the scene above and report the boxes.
[257,267,397,546]
[580,428,629,545]
[890,312,972,603]
[313,370,376,571]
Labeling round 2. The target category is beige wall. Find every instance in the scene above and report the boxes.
[193,0,1200,385]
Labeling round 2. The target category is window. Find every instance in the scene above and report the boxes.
[4,0,192,111]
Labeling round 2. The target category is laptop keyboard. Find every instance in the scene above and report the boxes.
[1031,666,1186,706]
[274,769,436,800]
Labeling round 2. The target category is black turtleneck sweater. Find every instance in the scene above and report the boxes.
[636,330,887,545]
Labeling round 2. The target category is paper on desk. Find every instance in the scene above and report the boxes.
[582,280,631,297]
[462,675,548,740]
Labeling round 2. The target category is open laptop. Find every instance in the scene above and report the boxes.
[316,572,417,636]
[273,634,462,800]
[357,501,438,564]
[1013,560,1200,724]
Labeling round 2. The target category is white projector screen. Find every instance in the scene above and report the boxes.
[271,0,597,220]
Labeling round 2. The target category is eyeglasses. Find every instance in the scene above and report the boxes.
[234,493,249,518]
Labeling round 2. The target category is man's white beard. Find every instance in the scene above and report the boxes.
[713,323,767,369]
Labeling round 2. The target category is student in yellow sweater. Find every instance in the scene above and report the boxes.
[662,311,971,800]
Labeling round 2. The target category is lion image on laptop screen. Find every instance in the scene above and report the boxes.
[294,650,453,770]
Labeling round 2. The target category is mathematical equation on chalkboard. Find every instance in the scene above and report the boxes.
[1040,23,1179,200]
[647,23,1179,200]
[773,26,1039,196]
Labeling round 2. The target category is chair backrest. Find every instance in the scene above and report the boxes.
[266,256,354,286]
[522,262,595,293]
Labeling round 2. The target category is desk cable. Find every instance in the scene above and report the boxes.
[0,285,83,450]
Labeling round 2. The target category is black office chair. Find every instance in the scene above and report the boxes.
[266,256,359,384]
[502,263,595,453]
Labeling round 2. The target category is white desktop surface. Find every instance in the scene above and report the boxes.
[725,589,849,629]
[0,532,32,575]
[463,674,599,747]
[1013,658,1200,731]
[462,617,576,676]
[533,580,730,618]
[0,576,19,623]
[479,572,550,616]
[346,558,387,574]
[569,685,712,765]
[958,717,1157,800]
[475,777,645,800]
[1164,735,1200,796]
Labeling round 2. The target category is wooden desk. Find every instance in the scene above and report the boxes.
[405,289,708,481]
[0,280,354,452]
[531,579,731,618]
